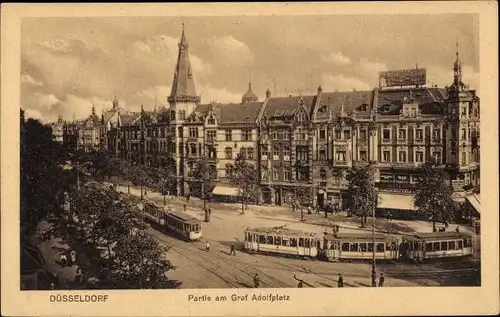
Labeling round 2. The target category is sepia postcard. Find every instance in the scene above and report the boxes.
[1,2,499,316]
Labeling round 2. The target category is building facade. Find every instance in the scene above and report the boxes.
[87,26,480,209]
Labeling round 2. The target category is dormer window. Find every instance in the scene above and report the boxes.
[207,116,216,125]
[297,112,306,122]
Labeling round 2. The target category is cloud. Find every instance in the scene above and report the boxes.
[38,39,69,52]
[21,74,43,87]
[320,73,372,92]
[321,52,352,66]
[425,64,479,93]
[24,108,44,121]
[357,59,388,74]
[207,36,254,66]
[198,84,242,104]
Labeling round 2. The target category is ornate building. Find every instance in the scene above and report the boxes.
[97,26,480,210]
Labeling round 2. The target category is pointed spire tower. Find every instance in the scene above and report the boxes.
[168,23,200,106]
[453,40,462,87]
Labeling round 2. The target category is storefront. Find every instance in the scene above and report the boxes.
[212,185,240,203]
[376,192,422,220]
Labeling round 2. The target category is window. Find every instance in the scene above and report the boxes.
[349,243,358,252]
[189,127,198,138]
[207,116,215,125]
[207,130,216,142]
[335,130,341,139]
[261,145,269,158]
[432,129,440,141]
[273,146,280,160]
[242,129,252,141]
[239,148,247,159]
[170,110,176,120]
[271,131,277,140]
[299,238,304,247]
[283,146,290,160]
[383,151,391,162]
[225,164,232,176]
[272,167,279,180]
[461,128,467,140]
[360,151,367,161]
[319,129,326,140]
[344,129,351,140]
[225,147,232,159]
[190,143,197,155]
[398,151,407,163]
[398,129,407,140]
[449,241,456,250]
[297,112,306,122]
[383,129,391,140]
[415,151,424,163]
[179,110,186,120]
[296,147,308,161]
[461,152,467,165]
[261,167,268,180]
[284,168,291,181]
[341,243,349,251]
[336,151,346,161]
[290,238,297,247]
[415,129,423,140]
[319,149,326,160]
[433,151,441,164]
[360,129,367,141]
[376,243,385,252]
[461,107,467,117]
[359,243,367,252]
[225,129,232,141]
[248,147,254,159]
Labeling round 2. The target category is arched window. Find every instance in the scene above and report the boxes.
[320,168,327,180]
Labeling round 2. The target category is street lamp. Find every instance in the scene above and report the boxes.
[371,188,378,287]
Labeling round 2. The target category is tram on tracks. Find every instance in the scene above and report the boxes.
[141,201,203,241]
[321,232,399,261]
[244,226,320,258]
[400,232,474,260]
[243,226,475,263]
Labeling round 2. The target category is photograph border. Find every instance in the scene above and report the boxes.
[2,2,498,316]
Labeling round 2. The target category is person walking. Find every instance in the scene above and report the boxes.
[205,241,210,251]
[70,250,77,265]
[455,226,460,233]
[253,273,260,288]
[297,280,303,288]
[183,203,187,212]
[229,244,236,256]
[378,273,385,287]
[337,273,344,288]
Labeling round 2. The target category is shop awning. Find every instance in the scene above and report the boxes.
[212,186,240,196]
[377,193,416,211]
[466,194,481,214]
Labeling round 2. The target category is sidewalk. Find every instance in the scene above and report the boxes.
[108,181,476,237]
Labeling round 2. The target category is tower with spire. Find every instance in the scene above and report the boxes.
[242,82,259,104]
[168,23,200,121]
[445,40,480,188]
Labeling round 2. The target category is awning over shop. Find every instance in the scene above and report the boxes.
[466,194,481,214]
[377,192,416,211]
[212,186,240,196]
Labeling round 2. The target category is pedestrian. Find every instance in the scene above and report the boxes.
[253,273,260,288]
[70,250,76,265]
[186,194,190,202]
[60,254,67,266]
[315,206,320,214]
[444,221,449,228]
[307,206,312,214]
[455,226,460,233]
[208,207,212,216]
[205,241,210,251]
[297,280,303,288]
[378,273,385,287]
[144,190,148,198]
[324,229,328,235]
[336,225,340,234]
[183,203,187,212]
[337,273,344,288]
[229,244,236,256]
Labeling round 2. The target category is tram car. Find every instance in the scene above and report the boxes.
[244,226,320,258]
[321,232,400,262]
[400,232,474,260]
[141,201,202,241]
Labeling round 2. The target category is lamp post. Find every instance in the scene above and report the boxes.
[371,188,377,287]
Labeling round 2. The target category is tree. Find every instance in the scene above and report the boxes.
[284,187,312,221]
[151,160,177,205]
[69,184,175,289]
[227,154,261,214]
[190,157,216,210]
[346,165,378,228]
[20,111,72,235]
[414,161,457,232]
[126,164,150,199]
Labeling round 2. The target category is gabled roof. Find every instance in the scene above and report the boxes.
[263,95,317,119]
[120,112,141,126]
[320,91,374,117]
[194,102,263,123]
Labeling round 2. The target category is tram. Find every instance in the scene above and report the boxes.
[244,226,319,258]
[164,210,202,241]
[322,232,400,261]
[400,232,474,260]
[140,201,202,241]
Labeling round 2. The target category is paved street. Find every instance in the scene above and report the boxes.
[108,182,480,288]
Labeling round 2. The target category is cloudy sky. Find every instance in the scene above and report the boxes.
[21,14,479,122]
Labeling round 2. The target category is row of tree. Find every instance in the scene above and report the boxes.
[346,162,458,231]
[68,183,176,288]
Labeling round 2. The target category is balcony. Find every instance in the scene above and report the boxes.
[205,138,218,146]
[332,160,352,168]
[295,139,309,146]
